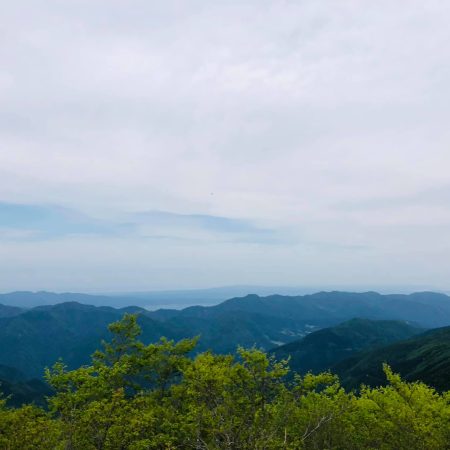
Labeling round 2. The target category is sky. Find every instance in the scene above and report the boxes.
[1,0,450,293]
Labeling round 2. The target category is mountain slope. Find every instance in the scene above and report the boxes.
[271,318,422,374]
[0,364,52,407]
[1,291,450,380]
[0,303,23,318]
[0,302,308,378]
[334,326,450,391]
[0,302,184,378]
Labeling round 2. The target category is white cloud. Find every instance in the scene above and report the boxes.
[1,0,450,290]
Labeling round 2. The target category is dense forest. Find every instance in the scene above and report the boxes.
[1,314,449,449]
[2,291,450,381]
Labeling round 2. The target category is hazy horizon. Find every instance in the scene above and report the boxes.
[0,283,447,297]
[2,1,450,292]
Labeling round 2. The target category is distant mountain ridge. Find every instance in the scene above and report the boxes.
[0,291,140,308]
[2,286,446,309]
[0,287,311,309]
[149,291,450,328]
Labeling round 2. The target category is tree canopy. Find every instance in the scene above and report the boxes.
[0,313,449,449]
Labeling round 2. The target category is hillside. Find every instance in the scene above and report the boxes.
[3,291,450,330]
[0,364,52,407]
[334,325,450,391]
[0,302,185,378]
[1,291,450,380]
[270,318,422,374]
[0,304,23,318]
[0,302,308,378]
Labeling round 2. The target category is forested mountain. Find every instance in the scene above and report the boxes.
[0,303,23,318]
[270,318,422,374]
[0,301,307,378]
[1,291,450,380]
[0,304,449,444]
[149,291,450,329]
[0,302,184,378]
[334,325,450,391]
[0,364,51,407]
[3,290,450,329]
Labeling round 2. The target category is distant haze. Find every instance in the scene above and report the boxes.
[1,1,450,292]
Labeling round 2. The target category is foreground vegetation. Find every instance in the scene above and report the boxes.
[1,315,450,449]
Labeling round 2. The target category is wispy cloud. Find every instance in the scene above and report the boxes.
[336,185,450,212]
[129,210,283,244]
[0,202,283,244]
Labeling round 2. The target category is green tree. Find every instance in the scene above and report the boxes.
[45,314,196,449]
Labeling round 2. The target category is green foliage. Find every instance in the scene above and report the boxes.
[1,314,450,449]
[271,318,422,375]
[335,326,450,391]
[0,401,60,449]
[342,365,450,449]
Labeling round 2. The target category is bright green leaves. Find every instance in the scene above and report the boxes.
[43,313,198,449]
[180,349,290,449]
[349,365,450,449]
[0,404,60,450]
[94,313,143,367]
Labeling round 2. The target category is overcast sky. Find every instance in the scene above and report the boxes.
[1,0,450,293]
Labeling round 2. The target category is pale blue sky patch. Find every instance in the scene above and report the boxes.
[0,202,283,245]
[0,202,113,239]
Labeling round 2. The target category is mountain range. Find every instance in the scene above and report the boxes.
[1,290,450,405]
[1,286,446,309]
